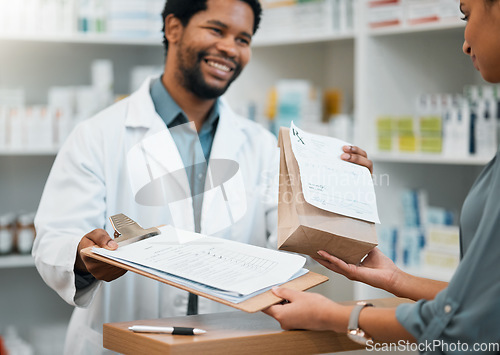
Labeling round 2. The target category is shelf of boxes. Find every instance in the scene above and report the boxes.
[368,18,465,37]
[0,255,35,269]
[0,33,161,46]
[371,152,493,166]
[0,149,59,156]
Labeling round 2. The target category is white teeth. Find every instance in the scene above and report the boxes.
[207,61,231,72]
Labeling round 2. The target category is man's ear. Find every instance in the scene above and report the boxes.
[164,14,183,45]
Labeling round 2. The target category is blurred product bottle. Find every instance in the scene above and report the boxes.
[16,212,36,255]
[0,213,16,255]
[266,87,278,136]
[2,326,34,355]
[324,89,353,142]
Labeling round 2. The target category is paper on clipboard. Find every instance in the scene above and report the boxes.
[82,218,329,312]
[93,225,307,297]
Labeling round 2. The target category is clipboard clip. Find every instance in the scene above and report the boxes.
[109,214,160,246]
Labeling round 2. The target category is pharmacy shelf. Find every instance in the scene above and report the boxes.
[368,19,465,37]
[0,31,355,48]
[0,149,58,156]
[371,152,493,166]
[0,33,162,46]
[253,31,355,47]
[0,255,35,269]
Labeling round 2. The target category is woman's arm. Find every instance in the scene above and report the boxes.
[263,287,415,343]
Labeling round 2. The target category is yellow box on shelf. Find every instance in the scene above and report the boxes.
[426,225,460,253]
[422,250,459,271]
[376,116,395,151]
[397,116,415,134]
[397,116,417,152]
[419,115,442,153]
[419,136,442,153]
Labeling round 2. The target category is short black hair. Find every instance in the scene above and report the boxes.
[161,0,262,54]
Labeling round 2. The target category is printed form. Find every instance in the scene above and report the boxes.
[94,226,306,297]
[290,122,380,224]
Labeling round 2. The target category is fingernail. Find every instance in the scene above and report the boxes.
[341,153,350,160]
[317,250,325,257]
[107,240,118,249]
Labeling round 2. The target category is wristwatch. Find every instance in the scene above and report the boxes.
[347,301,374,345]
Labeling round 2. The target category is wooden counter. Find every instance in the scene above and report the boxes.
[103,297,412,355]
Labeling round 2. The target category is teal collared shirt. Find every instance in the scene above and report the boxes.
[150,76,219,233]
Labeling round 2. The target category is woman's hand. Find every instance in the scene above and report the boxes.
[262,287,348,332]
[341,145,373,174]
[315,248,400,294]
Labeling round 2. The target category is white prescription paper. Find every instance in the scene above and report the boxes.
[93,225,306,296]
[289,122,380,224]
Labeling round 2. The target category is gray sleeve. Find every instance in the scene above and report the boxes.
[396,156,500,349]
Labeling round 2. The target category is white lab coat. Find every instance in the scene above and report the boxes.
[33,77,279,355]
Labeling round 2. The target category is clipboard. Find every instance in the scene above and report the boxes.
[81,214,329,313]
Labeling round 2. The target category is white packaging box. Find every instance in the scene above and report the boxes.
[54,107,75,147]
[23,0,42,34]
[293,0,335,36]
[40,0,59,34]
[255,4,295,40]
[333,0,354,33]
[149,0,165,35]
[108,0,154,37]
[8,107,26,150]
[107,18,152,37]
[0,0,5,34]
[437,0,461,21]
[3,0,24,34]
[367,0,403,29]
[26,106,54,150]
[404,0,439,26]
[60,0,77,34]
[0,106,7,150]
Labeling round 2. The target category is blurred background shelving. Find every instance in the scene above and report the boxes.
[0,0,493,353]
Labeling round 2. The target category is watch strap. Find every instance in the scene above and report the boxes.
[348,302,373,331]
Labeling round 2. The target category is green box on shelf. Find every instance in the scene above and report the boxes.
[376,116,395,132]
[419,115,442,153]
[420,136,442,153]
[377,116,395,151]
[419,115,442,132]
[397,116,415,134]
[377,135,393,151]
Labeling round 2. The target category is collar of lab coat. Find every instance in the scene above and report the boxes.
[125,76,248,162]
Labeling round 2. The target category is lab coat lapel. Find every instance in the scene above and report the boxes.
[201,102,248,235]
[125,77,194,230]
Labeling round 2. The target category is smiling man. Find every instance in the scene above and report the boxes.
[33,1,281,354]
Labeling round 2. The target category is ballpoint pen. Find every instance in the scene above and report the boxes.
[128,325,206,335]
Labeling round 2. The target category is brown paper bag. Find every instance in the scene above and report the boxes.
[278,127,377,264]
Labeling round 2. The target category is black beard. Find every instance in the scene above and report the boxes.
[176,47,242,100]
